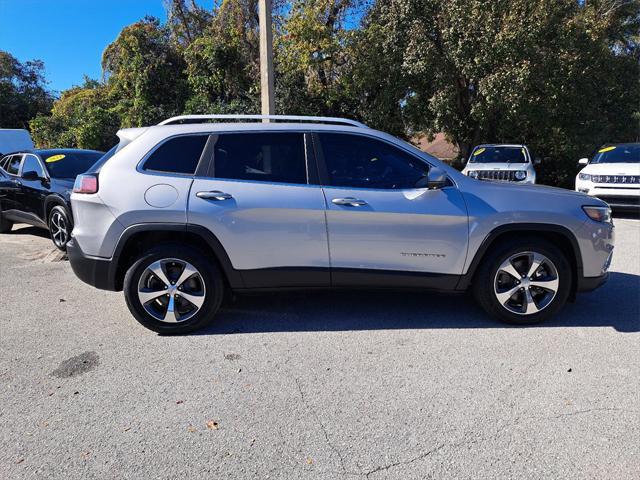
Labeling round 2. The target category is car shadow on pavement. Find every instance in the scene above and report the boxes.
[8,225,49,239]
[197,271,639,335]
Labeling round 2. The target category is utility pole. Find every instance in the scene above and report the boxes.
[259,0,275,118]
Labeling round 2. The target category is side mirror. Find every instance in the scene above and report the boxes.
[533,157,542,166]
[578,158,589,166]
[426,167,448,190]
[21,170,41,181]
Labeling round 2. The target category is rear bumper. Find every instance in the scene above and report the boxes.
[67,238,117,291]
[576,272,609,293]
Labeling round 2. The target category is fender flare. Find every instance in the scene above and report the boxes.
[43,194,69,223]
[456,223,583,290]
[109,223,244,290]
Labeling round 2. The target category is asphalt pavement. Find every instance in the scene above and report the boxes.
[1,219,638,479]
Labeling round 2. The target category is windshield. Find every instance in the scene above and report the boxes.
[469,146,527,163]
[591,144,640,164]
[41,151,104,179]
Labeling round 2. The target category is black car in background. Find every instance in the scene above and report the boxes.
[0,149,104,249]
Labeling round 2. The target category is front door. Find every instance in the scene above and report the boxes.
[188,131,330,288]
[19,154,49,226]
[315,132,469,288]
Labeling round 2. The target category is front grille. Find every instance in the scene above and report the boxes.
[475,170,522,181]
[592,175,640,184]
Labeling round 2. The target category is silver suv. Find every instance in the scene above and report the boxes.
[67,115,614,334]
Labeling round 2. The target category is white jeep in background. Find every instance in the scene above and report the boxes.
[462,144,539,184]
[575,143,640,211]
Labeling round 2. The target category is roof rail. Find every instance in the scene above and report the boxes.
[158,114,368,128]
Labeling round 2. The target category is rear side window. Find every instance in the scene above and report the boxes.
[144,135,208,175]
[0,156,9,170]
[213,133,307,184]
[6,155,22,175]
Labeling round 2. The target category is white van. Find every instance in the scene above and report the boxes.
[0,129,34,156]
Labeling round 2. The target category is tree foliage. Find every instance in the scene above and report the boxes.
[21,0,640,186]
[0,51,54,129]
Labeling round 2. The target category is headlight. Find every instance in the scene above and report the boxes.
[582,205,612,223]
[514,171,527,181]
[578,173,591,181]
[468,171,479,179]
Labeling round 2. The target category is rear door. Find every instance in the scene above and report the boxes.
[188,131,329,288]
[315,132,469,288]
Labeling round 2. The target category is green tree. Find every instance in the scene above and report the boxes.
[29,77,118,150]
[182,0,261,113]
[102,17,188,127]
[0,51,54,129]
[276,0,368,116]
[354,0,640,184]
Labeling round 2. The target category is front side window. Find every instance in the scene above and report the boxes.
[6,155,22,175]
[213,133,307,184]
[319,133,429,189]
[21,155,46,178]
[144,135,208,175]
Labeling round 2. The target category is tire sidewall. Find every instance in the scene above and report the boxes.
[123,245,224,334]
[474,240,572,325]
[48,205,71,250]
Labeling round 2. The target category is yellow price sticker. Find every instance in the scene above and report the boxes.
[45,154,66,163]
[473,148,486,156]
[598,146,616,153]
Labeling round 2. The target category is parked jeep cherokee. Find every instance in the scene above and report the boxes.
[67,115,614,334]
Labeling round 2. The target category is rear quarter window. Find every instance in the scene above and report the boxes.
[143,135,208,175]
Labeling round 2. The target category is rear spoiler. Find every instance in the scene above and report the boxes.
[116,127,148,148]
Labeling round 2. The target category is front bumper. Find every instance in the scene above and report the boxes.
[576,184,640,209]
[67,238,117,291]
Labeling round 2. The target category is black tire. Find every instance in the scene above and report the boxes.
[472,238,572,325]
[123,244,224,334]
[48,205,72,250]
[0,211,12,233]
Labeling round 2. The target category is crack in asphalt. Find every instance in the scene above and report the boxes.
[364,443,446,478]
[291,377,636,480]
[295,377,350,475]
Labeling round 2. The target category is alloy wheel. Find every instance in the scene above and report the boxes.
[50,210,68,248]
[493,251,559,315]
[137,258,206,323]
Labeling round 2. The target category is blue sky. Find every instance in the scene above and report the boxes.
[0,0,212,94]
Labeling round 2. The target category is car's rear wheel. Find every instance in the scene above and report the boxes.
[123,244,224,334]
[472,239,572,324]
[48,205,71,250]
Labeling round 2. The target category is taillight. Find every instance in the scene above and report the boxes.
[73,174,99,194]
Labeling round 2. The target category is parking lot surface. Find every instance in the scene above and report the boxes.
[1,219,639,479]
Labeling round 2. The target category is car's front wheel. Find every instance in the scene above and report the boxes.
[123,244,224,334]
[473,239,572,324]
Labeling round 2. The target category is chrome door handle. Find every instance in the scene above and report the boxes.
[332,197,367,207]
[196,190,233,201]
